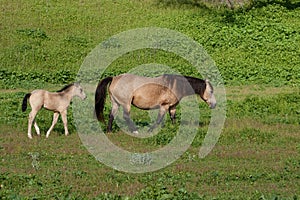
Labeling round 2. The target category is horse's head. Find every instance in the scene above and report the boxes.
[73,82,87,100]
[201,80,216,109]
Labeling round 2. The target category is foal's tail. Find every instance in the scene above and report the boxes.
[22,93,31,112]
[95,77,113,122]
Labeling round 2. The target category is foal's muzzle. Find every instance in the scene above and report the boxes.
[81,94,87,100]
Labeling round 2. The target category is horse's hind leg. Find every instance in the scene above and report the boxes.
[107,101,119,133]
[123,106,138,134]
[46,112,59,138]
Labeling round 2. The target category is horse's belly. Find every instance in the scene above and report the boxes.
[132,98,159,110]
[130,83,177,109]
[132,92,175,110]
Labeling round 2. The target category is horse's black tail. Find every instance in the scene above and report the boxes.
[95,77,113,122]
[22,93,31,112]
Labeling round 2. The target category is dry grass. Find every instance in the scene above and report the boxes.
[226,85,299,101]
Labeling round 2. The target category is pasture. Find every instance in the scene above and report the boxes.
[1,0,299,199]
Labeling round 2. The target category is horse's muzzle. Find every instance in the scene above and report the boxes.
[210,102,216,109]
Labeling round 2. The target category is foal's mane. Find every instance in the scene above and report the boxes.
[56,83,74,92]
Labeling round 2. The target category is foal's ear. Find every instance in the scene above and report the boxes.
[74,81,81,86]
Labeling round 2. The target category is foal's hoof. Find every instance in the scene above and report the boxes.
[132,130,139,134]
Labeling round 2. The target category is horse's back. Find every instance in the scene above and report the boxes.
[109,74,159,104]
[112,74,160,84]
[110,74,163,93]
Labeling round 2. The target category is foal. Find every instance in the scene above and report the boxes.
[22,83,86,139]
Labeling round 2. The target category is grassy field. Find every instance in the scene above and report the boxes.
[1,0,300,199]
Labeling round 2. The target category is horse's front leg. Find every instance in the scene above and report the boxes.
[46,112,59,138]
[148,106,167,132]
[169,106,176,124]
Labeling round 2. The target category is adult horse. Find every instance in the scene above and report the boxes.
[22,82,86,139]
[95,74,216,133]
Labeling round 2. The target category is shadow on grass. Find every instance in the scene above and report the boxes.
[156,0,300,10]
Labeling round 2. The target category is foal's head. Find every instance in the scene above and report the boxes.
[201,80,216,109]
[71,82,87,100]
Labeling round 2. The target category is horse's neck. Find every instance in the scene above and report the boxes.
[181,77,205,97]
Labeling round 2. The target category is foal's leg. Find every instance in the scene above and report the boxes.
[60,110,69,136]
[33,121,40,136]
[28,109,39,139]
[123,105,138,134]
[46,112,59,138]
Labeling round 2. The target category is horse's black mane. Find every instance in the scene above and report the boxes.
[162,74,211,95]
[183,76,207,95]
[57,83,74,92]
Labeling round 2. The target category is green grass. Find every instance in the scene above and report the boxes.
[1,0,300,199]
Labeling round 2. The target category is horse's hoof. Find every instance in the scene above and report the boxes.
[133,131,139,134]
[147,128,154,133]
